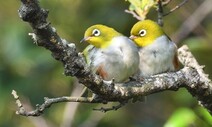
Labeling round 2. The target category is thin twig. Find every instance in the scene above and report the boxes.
[12,90,25,115]
[162,0,173,6]
[163,0,189,16]
[125,9,142,21]
[93,101,127,113]
[25,100,51,127]
[12,90,101,116]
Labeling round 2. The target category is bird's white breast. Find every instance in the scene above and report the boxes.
[91,36,139,82]
[139,35,177,77]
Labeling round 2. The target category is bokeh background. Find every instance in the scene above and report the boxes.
[0,0,212,127]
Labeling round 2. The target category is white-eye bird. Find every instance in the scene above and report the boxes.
[81,24,139,82]
[130,20,179,77]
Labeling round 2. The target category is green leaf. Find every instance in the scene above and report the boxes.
[141,0,155,10]
[196,107,212,126]
[164,108,196,127]
[129,4,136,11]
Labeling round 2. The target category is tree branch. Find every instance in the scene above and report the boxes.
[14,0,212,116]
[178,46,212,114]
[163,0,189,17]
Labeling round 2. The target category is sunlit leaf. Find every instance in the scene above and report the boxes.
[196,107,212,126]
[164,108,196,127]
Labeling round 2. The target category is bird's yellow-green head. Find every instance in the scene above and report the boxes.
[81,24,122,48]
[130,20,165,47]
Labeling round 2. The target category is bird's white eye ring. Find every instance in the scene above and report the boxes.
[92,29,101,36]
[139,29,146,37]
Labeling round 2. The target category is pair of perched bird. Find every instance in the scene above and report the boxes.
[81,20,179,84]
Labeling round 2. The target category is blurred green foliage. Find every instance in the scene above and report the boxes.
[0,0,211,127]
[164,107,212,127]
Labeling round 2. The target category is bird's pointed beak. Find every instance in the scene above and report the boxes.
[129,35,137,40]
[80,37,91,43]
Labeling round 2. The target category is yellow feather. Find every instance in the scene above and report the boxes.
[83,25,122,48]
[130,20,164,47]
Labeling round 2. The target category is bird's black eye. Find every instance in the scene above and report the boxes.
[92,29,101,36]
[139,29,147,37]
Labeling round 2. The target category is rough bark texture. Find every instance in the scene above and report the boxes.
[14,0,212,116]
